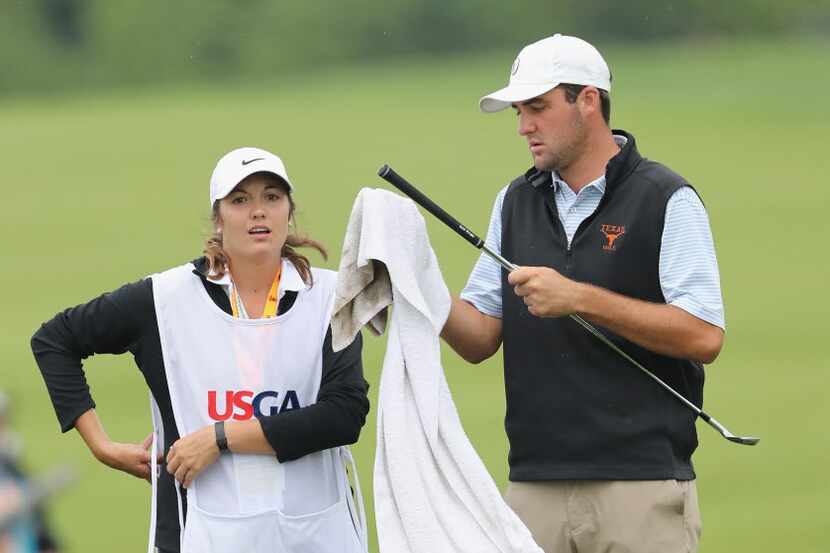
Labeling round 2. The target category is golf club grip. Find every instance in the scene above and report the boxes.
[378,165,483,248]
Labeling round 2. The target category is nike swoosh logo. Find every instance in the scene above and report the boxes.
[241,158,264,166]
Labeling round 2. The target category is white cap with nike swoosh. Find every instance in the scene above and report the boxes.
[209,147,294,206]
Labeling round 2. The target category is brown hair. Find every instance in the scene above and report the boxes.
[560,83,611,125]
[203,174,327,285]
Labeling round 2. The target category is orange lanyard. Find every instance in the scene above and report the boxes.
[230,266,282,319]
[261,266,281,318]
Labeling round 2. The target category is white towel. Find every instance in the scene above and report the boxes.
[332,188,542,553]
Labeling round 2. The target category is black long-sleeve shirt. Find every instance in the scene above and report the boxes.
[30,257,369,552]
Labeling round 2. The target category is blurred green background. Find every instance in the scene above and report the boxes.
[2,1,829,552]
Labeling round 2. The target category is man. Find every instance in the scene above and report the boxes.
[441,34,724,552]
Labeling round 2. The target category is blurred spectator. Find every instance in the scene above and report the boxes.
[0,474,32,553]
[40,0,86,47]
[0,393,60,553]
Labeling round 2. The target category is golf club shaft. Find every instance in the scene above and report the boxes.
[377,164,757,445]
[481,247,705,415]
[481,222,753,444]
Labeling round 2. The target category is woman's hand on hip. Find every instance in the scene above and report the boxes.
[75,410,158,482]
[166,425,220,488]
[97,432,156,482]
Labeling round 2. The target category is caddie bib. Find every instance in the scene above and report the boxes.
[148,262,366,553]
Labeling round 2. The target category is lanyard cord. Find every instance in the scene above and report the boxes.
[261,267,281,318]
[229,265,282,319]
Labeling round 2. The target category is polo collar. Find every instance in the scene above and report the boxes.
[523,129,641,192]
[193,257,308,295]
[277,259,307,293]
[551,171,607,196]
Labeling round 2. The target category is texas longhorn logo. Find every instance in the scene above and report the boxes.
[600,224,626,251]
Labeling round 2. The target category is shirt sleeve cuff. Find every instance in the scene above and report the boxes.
[459,291,502,318]
[669,295,726,331]
[59,399,96,433]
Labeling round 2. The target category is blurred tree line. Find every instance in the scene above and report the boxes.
[1,0,827,96]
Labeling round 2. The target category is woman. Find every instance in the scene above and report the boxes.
[31,147,369,553]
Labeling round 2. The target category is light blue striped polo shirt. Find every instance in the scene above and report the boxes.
[460,138,725,329]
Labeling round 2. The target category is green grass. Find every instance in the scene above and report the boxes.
[2,37,828,552]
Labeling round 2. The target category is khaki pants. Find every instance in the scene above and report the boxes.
[505,480,701,553]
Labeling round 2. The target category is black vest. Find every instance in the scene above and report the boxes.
[500,130,704,481]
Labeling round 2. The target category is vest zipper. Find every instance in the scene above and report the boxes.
[569,188,612,251]
[564,245,573,276]
[543,184,577,277]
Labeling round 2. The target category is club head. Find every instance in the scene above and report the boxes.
[702,414,760,446]
[726,435,760,446]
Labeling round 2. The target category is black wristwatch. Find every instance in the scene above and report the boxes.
[214,421,229,452]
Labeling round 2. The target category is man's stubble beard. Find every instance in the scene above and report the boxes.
[535,111,588,174]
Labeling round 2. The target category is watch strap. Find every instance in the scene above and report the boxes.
[214,421,229,452]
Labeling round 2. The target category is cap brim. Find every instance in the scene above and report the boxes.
[479,82,560,113]
[232,167,293,192]
[211,167,293,206]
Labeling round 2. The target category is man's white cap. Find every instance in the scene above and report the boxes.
[479,34,611,113]
[209,147,293,206]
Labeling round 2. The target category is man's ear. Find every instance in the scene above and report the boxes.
[578,86,600,118]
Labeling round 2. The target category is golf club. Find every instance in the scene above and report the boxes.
[377,164,759,446]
